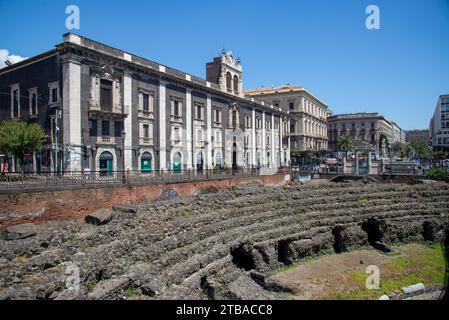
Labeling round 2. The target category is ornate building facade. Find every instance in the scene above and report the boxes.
[245,85,330,152]
[327,113,395,157]
[0,33,291,174]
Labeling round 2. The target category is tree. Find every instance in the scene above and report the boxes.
[391,142,406,158]
[337,134,355,158]
[0,120,46,172]
[409,140,431,163]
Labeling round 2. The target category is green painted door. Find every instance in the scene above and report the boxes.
[141,159,152,172]
[141,152,152,173]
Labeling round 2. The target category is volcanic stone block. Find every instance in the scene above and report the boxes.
[85,209,113,226]
[112,205,139,215]
[1,223,37,240]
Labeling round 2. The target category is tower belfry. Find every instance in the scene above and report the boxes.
[206,49,243,97]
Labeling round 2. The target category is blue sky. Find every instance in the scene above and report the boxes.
[0,0,448,130]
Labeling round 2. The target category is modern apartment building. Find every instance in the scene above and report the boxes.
[245,84,330,152]
[429,94,449,151]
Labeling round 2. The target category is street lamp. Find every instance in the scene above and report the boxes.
[121,130,126,172]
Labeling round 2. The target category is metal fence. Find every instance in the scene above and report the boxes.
[0,168,259,192]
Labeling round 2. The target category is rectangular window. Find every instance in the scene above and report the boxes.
[102,120,110,136]
[142,92,149,111]
[51,88,58,103]
[114,121,123,137]
[196,105,203,120]
[173,100,180,116]
[31,93,37,115]
[256,118,261,129]
[143,124,150,138]
[89,119,97,136]
[13,89,19,117]
[245,115,251,128]
[290,122,295,133]
[100,79,113,112]
[289,102,294,110]
[214,109,221,124]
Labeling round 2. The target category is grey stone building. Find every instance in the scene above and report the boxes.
[327,112,394,157]
[0,33,290,174]
[245,84,330,152]
[429,94,449,151]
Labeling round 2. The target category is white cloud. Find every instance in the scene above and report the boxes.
[0,49,27,68]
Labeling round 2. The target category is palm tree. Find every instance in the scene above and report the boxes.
[337,134,355,158]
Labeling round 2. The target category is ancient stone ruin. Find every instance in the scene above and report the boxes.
[0,181,448,300]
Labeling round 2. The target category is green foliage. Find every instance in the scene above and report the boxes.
[0,120,45,169]
[391,142,407,158]
[124,284,136,297]
[426,168,449,182]
[337,134,355,154]
[409,140,431,160]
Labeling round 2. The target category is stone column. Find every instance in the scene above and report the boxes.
[271,114,275,167]
[62,58,82,173]
[367,152,372,175]
[287,118,291,166]
[186,88,193,170]
[123,73,133,171]
[206,94,212,169]
[355,150,359,175]
[158,80,167,171]
[279,118,283,167]
[252,107,256,167]
[262,111,266,166]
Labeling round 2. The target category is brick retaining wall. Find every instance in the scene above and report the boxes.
[0,173,291,228]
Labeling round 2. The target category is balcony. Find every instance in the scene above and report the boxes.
[89,101,129,119]
[138,109,154,120]
[139,137,153,146]
[97,136,116,145]
[171,115,183,124]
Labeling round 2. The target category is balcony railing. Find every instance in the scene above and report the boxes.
[97,136,116,144]
[138,109,154,119]
[140,137,153,145]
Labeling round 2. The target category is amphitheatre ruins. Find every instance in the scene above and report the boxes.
[0,174,448,300]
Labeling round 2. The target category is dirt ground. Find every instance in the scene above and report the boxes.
[269,243,445,300]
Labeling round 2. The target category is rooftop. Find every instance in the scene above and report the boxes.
[244,84,328,108]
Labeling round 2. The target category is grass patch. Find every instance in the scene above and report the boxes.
[124,284,136,298]
[324,243,445,300]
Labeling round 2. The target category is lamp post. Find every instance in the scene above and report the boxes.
[121,130,126,183]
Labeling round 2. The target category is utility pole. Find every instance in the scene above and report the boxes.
[55,110,62,175]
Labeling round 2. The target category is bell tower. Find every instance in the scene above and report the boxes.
[206,49,243,98]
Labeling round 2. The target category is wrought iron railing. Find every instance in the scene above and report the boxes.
[0,168,259,192]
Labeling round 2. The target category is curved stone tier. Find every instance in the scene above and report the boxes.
[0,181,448,300]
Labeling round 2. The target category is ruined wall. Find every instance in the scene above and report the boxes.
[0,181,447,300]
[0,173,290,228]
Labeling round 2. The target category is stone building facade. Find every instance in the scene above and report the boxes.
[0,33,290,174]
[245,85,330,152]
[405,129,430,144]
[429,94,449,151]
[327,113,395,157]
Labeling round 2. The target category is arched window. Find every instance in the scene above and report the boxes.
[233,75,239,92]
[226,72,232,91]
